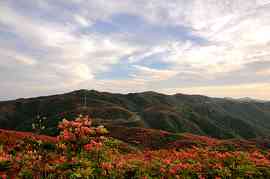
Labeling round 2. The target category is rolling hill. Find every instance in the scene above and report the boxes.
[0,89,270,139]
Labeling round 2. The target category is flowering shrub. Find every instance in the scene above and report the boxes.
[57,115,108,143]
[83,140,102,152]
[0,115,270,178]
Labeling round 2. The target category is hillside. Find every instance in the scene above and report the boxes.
[0,90,270,139]
[1,117,270,178]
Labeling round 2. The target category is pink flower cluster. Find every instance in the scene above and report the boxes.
[83,140,103,151]
[0,174,7,179]
[57,116,108,142]
[100,162,113,170]
[169,163,192,175]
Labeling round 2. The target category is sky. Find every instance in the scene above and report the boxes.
[0,0,270,100]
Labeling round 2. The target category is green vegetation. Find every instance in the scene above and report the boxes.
[0,90,270,139]
[0,116,270,178]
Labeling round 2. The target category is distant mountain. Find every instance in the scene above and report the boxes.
[224,97,269,103]
[237,97,269,103]
[0,89,270,139]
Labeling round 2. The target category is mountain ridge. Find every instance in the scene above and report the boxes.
[0,89,270,139]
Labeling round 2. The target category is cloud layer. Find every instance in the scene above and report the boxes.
[0,0,270,100]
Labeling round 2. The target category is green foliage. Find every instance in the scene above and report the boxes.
[1,90,270,139]
[18,169,33,179]
[163,133,183,143]
[214,144,237,152]
[103,138,122,149]
[32,115,47,134]
[56,162,81,170]
[103,138,136,154]
[0,160,11,171]
[40,141,56,151]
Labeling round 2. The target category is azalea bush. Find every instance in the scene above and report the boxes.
[0,115,270,178]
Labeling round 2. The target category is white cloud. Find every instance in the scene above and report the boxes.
[132,65,179,81]
[128,46,167,63]
[0,1,139,86]
[256,68,270,76]
[74,14,92,27]
[14,55,37,66]
[1,0,270,100]
[135,1,270,77]
[0,49,37,66]
[161,83,270,100]
[93,79,147,93]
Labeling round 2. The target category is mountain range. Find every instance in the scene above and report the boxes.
[0,89,270,139]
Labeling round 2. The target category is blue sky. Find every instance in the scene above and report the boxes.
[0,0,270,100]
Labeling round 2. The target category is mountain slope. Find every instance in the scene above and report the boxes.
[0,89,270,138]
